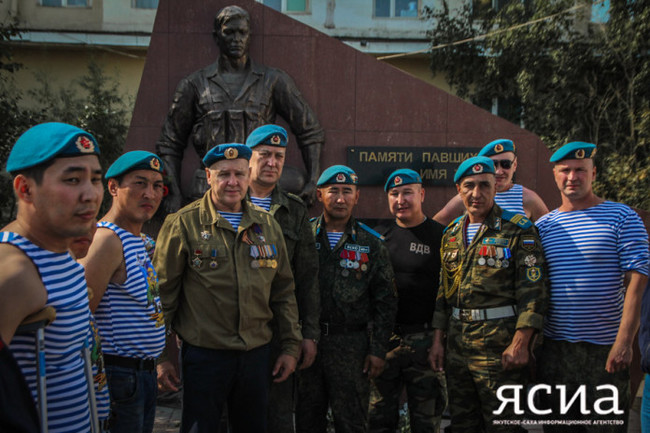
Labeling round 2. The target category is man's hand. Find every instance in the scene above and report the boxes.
[272,354,297,383]
[299,180,317,208]
[157,360,180,392]
[363,355,385,378]
[298,339,317,370]
[606,340,633,373]
[428,329,445,371]
[501,328,535,370]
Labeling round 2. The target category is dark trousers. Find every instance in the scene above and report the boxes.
[105,364,157,433]
[181,342,271,433]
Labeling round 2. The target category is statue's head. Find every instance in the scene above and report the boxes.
[213,6,251,60]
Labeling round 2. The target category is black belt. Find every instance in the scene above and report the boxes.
[103,354,155,372]
[320,322,367,336]
[394,322,432,335]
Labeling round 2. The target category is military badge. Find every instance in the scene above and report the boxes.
[394,176,403,186]
[472,164,483,174]
[526,266,542,282]
[225,147,238,159]
[201,231,212,240]
[270,134,281,145]
[350,173,358,184]
[575,148,585,159]
[76,135,95,153]
[524,255,537,267]
[521,236,536,251]
[336,173,346,183]
[150,157,161,171]
[494,143,504,153]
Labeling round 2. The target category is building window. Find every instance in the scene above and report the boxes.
[134,0,159,9]
[473,0,529,16]
[41,0,89,6]
[591,0,610,23]
[261,0,309,13]
[374,0,420,18]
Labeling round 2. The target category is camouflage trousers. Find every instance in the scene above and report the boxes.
[445,316,527,433]
[268,339,297,433]
[535,338,629,433]
[296,331,370,433]
[369,332,447,433]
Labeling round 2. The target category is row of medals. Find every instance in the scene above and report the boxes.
[340,249,369,279]
[250,244,278,269]
[478,245,511,268]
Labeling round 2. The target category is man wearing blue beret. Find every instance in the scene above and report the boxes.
[369,169,447,433]
[246,124,320,433]
[296,165,397,433]
[79,150,166,433]
[535,142,649,431]
[434,139,549,225]
[429,156,548,432]
[154,143,301,432]
[0,122,104,432]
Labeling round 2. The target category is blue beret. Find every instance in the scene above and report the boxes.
[384,169,422,192]
[6,122,100,173]
[454,156,495,183]
[478,139,515,157]
[550,141,597,162]
[317,165,358,187]
[246,125,288,148]
[203,143,252,167]
[106,151,164,179]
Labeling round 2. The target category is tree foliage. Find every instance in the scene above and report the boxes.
[0,21,129,225]
[424,0,650,210]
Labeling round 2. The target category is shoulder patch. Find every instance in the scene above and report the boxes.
[443,216,463,234]
[501,210,532,229]
[357,221,385,241]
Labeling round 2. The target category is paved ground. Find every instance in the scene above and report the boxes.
[153,386,644,432]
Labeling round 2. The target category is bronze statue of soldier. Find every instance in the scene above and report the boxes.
[156,5,324,212]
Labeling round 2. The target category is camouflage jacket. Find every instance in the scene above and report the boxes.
[432,204,548,332]
[247,187,320,340]
[312,215,398,358]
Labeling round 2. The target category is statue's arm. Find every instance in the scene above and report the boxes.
[156,77,199,213]
[272,69,325,205]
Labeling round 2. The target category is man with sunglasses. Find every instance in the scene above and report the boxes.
[434,139,548,225]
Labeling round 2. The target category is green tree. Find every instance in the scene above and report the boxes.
[424,0,650,210]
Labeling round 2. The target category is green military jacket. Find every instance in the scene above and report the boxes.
[432,204,548,332]
[312,215,397,358]
[247,187,320,340]
[154,191,302,357]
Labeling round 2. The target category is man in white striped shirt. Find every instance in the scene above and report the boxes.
[535,141,649,431]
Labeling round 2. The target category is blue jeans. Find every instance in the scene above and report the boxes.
[181,342,270,433]
[105,364,157,433]
[643,375,650,433]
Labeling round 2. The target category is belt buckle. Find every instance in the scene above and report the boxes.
[322,322,329,336]
[460,310,472,322]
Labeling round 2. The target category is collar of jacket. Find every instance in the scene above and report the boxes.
[198,190,267,230]
[459,203,504,233]
[246,186,289,214]
[314,214,358,243]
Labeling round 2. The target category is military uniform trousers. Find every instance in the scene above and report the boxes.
[268,336,297,433]
[536,339,629,433]
[296,331,370,433]
[370,331,447,433]
[446,316,527,433]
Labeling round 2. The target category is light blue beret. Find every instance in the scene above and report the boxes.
[454,156,495,183]
[317,165,358,187]
[106,151,164,179]
[246,124,288,148]
[550,141,597,162]
[6,122,100,173]
[478,139,515,157]
[384,169,422,192]
[203,143,252,167]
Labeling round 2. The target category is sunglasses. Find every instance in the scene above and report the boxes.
[492,159,514,169]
